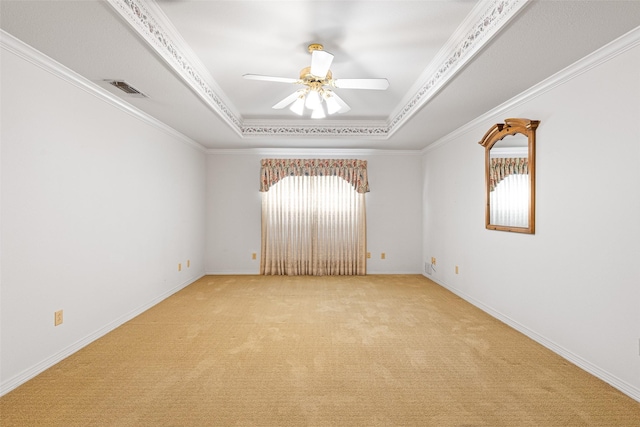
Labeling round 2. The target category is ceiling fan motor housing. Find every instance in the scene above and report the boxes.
[299,66,333,85]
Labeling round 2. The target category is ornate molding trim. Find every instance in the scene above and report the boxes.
[106,0,528,139]
[241,125,389,138]
[106,0,243,136]
[387,0,529,137]
[206,148,422,156]
[422,24,640,155]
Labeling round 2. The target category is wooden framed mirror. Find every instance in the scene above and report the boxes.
[479,118,540,234]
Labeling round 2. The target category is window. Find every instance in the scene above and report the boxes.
[260,159,368,275]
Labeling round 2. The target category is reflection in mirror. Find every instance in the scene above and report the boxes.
[489,134,528,227]
[479,118,539,234]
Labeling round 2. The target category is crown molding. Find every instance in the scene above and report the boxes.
[388,0,529,137]
[421,24,640,155]
[241,125,390,139]
[106,0,528,140]
[240,118,390,138]
[106,0,244,137]
[0,29,207,154]
[206,148,422,157]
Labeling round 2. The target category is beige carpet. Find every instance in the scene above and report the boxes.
[1,275,639,426]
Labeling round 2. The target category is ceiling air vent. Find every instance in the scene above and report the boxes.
[106,80,146,97]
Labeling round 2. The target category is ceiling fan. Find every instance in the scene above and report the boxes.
[243,44,389,119]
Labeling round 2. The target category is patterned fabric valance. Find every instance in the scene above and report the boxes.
[490,157,528,192]
[260,159,370,193]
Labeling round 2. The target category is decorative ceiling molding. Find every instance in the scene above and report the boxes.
[242,125,389,138]
[387,0,529,137]
[106,0,529,140]
[206,148,422,156]
[422,24,640,155]
[106,0,244,136]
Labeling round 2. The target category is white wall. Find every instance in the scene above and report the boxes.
[422,33,640,400]
[205,151,423,274]
[1,39,206,394]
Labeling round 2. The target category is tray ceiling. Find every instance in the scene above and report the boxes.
[2,0,639,150]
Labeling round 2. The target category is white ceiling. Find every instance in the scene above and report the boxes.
[2,0,640,151]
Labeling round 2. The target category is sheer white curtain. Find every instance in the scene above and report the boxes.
[261,175,366,275]
[490,173,529,227]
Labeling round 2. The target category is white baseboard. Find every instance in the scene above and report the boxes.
[0,273,204,397]
[424,274,640,403]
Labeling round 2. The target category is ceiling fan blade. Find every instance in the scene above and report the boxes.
[310,50,334,79]
[334,78,389,90]
[243,74,298,84]
[272,90,304,109]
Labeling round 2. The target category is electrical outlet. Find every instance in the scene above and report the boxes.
[431,257,436,265]
[455,265,459,274]
[54,310,63,326]
[381,253,386,259]
[252,253,257,260]
[187,260,191,268]
[178,263,182,272]
[367,252,371,259]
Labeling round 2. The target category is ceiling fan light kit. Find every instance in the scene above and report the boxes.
[244,44,389,119]
[288,92,306,116]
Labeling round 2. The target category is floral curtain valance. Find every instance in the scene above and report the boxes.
[490,157,528,192]
[260,159,370,193]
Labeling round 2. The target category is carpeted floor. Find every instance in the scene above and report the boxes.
[1,275,639,426]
